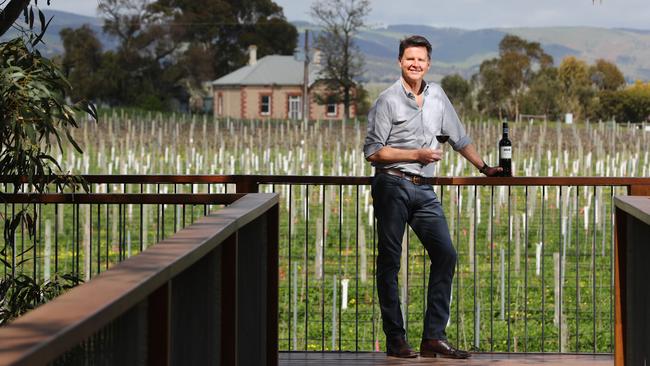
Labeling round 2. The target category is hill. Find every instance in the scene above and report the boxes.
[296,23,650,83]
[3,11,650,83]
[0,10,117,56]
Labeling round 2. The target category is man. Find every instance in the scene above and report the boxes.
[364,35,501,359]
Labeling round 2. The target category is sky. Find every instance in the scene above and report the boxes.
[45,0,650,30]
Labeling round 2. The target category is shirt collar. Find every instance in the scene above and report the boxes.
[399,78,429,99]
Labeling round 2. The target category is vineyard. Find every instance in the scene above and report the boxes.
[3,110,649,353]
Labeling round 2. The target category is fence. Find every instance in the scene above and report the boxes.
[2,175,650,357]
[0,192,279,365]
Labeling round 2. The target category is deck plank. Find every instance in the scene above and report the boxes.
[279,352,613,366]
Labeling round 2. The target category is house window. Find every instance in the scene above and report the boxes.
[260,95,271,115]
[326,100,337,116]
[288,95,301,120]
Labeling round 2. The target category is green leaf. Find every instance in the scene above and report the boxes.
[16,254,35,267]
[9,216,22,236]
[1,37,94,195]
[38,10,46,34]
[65,129,83,153]
[29,7,34,30]
[31,17,53,47]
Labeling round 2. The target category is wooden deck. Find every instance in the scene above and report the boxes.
[279,352,613,366]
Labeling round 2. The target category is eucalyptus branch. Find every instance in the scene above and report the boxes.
[0,0,30,36]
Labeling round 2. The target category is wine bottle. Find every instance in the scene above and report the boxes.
[499,121,512,177]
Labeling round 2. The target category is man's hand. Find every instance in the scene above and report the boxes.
[416,148,443,164]
[482,165,503,177]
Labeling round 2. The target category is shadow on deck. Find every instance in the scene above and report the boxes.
[279,352,613,365]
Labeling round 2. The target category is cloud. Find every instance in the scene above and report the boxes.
[276,0,650,30]
[44,0,101,17]
[45,0,650,30]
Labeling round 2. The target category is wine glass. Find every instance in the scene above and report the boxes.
[425,121,448,177]
[436,121,449,144]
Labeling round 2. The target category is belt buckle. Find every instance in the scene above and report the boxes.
[412,175,422,185]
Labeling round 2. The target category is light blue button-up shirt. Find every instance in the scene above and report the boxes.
[363,79,472,177]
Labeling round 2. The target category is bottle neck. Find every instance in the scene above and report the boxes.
[502,129,508,138]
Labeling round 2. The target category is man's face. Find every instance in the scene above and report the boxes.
[398,46,430,84]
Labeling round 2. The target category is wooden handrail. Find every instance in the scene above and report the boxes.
[0,193,279,366]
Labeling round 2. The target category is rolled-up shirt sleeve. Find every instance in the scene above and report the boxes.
[441,91,472,151]
[363,96,392,159]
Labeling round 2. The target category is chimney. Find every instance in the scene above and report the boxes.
[248,45,258,65]
[312,49,322,65]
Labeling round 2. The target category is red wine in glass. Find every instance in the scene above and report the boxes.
[436,135,449,143]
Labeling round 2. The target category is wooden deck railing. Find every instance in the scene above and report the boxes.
[0,192,279,366]
[614,195,650,366]
[1,175,650,358]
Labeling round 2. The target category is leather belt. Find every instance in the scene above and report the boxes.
[376,168,433,185]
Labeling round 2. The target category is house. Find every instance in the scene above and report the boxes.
[212,46,356,120]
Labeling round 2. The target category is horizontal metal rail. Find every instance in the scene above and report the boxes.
[3,175,650,187]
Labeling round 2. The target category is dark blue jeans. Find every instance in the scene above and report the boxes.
[371,173,457,341]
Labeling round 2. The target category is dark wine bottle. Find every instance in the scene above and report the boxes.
[499,121,512,177]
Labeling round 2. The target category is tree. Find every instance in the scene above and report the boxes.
[475,35,553,121]
[98,0,180,109]
[471,34,631,122]
[558,56,593,120]
[520,66,561,119]
[57,0,297,110]
[60,25,103,101]
[148,0,297,84]
[354,84,371,116]
[1,37,96,189]
[311,0,370,119]
[597,81,650,122]
[590,58,625,91]
[475,58,508,119]
[499,35,553,120]
[441,74,471,116]
[1,0,96,191]
[621,81,650,122]
[99,0,176,62]
[1,1,95,322]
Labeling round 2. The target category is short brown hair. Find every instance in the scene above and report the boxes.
[398,35,432,60]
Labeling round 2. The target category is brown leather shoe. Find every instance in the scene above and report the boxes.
[386,338,418,358]
[420,339,471,359]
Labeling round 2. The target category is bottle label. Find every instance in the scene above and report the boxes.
[500,146,512,159]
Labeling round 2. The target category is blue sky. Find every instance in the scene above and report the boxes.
[46,0,650,30]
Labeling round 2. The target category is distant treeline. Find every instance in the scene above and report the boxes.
[57,1,650,122]
[57,0,297,112]
[442,34,650,123]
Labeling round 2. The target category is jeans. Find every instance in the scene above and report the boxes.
[371,172,457,341]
